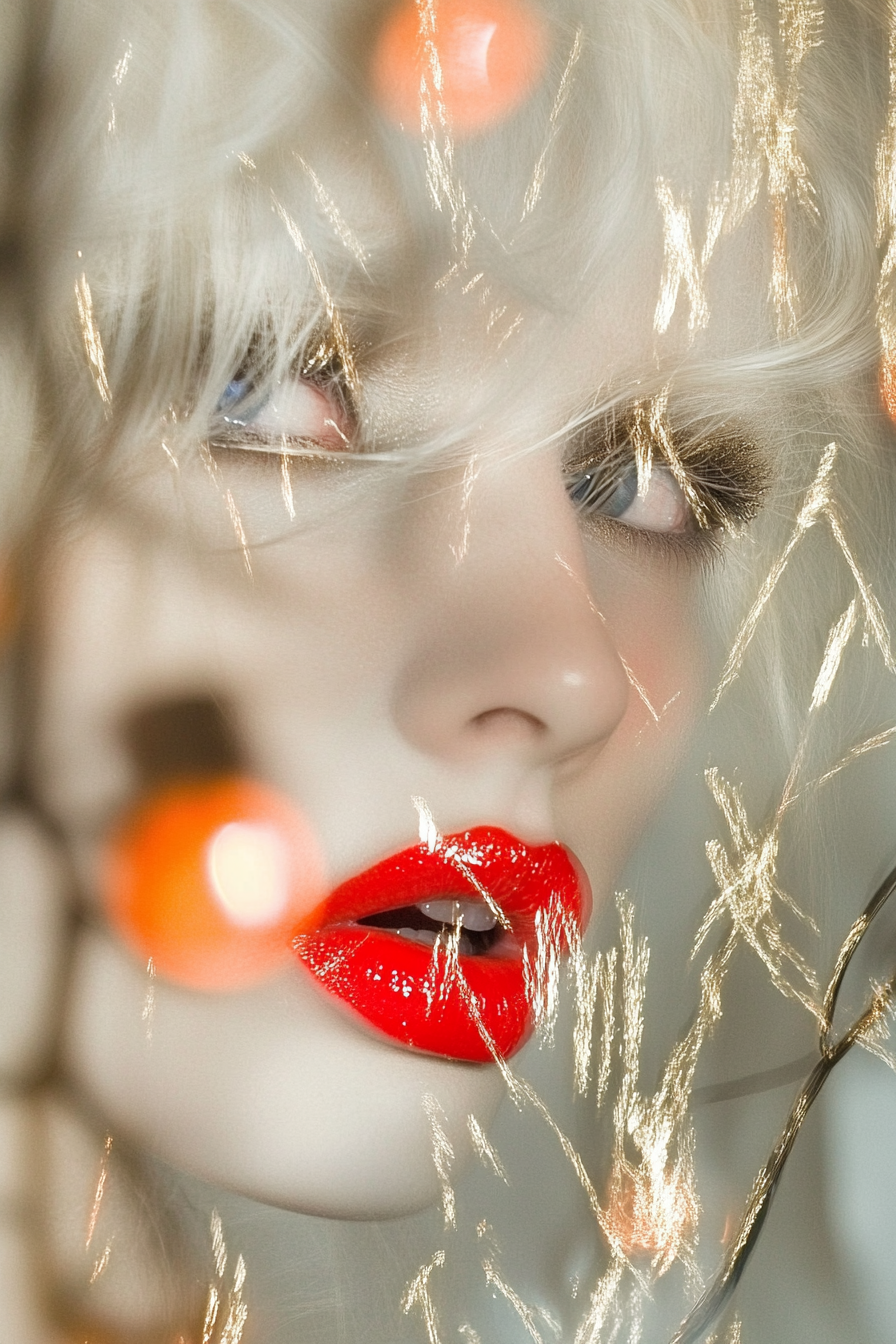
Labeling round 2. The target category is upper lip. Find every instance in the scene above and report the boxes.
[298,824,591,944]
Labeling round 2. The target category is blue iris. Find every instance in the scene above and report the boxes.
[566,462,638,519]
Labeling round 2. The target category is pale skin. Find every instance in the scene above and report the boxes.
[0,321,704,1333]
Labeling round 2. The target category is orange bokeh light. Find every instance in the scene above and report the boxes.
[371,0,548,137]
[102,775,326,991]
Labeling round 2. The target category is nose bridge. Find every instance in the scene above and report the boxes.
[391,451,631,764]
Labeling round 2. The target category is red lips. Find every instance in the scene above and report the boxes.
[292,826,590,1063]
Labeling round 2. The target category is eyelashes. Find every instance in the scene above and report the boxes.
[210,338,357,456]
[207,344,769,558]
[562,412,768,548]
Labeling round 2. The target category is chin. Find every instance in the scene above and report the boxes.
[62,926,505,1219]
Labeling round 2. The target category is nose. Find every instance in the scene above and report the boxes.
[391,451,630,766]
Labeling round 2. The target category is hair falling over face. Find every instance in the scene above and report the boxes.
[0,0,895,1341]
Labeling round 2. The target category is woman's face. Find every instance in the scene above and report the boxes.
[27,222,723,1220]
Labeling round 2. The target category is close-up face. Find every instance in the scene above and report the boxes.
[8,2,896,1339]
[31,303,715,1215]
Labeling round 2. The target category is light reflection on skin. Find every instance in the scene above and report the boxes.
[32,330,704,1221]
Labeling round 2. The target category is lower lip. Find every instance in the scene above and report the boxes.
[292,827,590,1063]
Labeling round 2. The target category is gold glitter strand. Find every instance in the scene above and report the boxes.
[711,441,837,708]
[569,934,601,1096]
[280,449,296,520]
[211,1210,227,1280]
[270,193,358,392]
[594,949,617,1110]
[809,600,858,710]
[654,179,711,336]
[467,1115,509,1183]
[416,0,477,260]
[223,488,252,578]
[699,769,821,1016]
[402,1250,447,1344]
[74,273,112,409]
[673,866,896,1344]
[826,508,896,672]
[89,1241,112,1283]
[202,1285,220,1344]
[808,724,896,793]
[482,1260,548,1344]
[220,1254,249,1344]
[521,28,584,219]
[423,1093,457,1228]
[294,154,369,266]
[85,1134,113,1249]
[647,387,712,529]
[142,956,156,1042]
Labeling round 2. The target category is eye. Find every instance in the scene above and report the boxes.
[565,460,691,534]
[213,372,353,454]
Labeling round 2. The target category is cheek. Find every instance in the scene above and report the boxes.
[555,559,702,897]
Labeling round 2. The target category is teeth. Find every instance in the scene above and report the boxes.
[397,927,440,948]
[417,899,498,932]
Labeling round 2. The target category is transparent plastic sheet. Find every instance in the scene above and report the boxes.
[0,0,895,1341]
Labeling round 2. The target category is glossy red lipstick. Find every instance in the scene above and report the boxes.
[292,826,590,1062]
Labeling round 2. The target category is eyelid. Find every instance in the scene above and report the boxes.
[563,411,768,539]
[212,369,356,455]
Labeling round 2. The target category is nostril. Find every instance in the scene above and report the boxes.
[122,694,243,789]
[469,707,547,739]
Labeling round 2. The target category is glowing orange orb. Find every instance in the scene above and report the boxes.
[371,0,548,137]
[103,776,326,991]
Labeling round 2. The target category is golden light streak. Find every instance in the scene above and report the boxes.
[523,897,566,1044]
[270,193,358,391]
[735,0,820,338]
[294,154,369,267]
[75,273,112,409]
[826,509,896,672]
[646,387,712,530]
[711,441,837,708]
[629,400,654,502]
[657,0,821,342]
[449,454,480,564]
[211,1209,227,1280]
[809,725,896,793]
[569,935,601,1096]
[520,28,584,219]
[85,1134,113,1249]
[220,1254,248,1344]
[223,488,252,578]
[142,956,155,1042]
[402,1250,447,1344]
[573,1259,626,1344]
[202,1285,220,1344]
[699,768,821,1017]
[280,450,296,520]
[654,179,711,336]
[496,311,525,349]
[467,1114,509,1183]
[113,42,132,85]
[482,1259,548,1344]
[809,600,857,711]
[89,1241,112,1283]
[416,0,477,261]
[594,949,617,1109]
[423,1093,457,1228]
